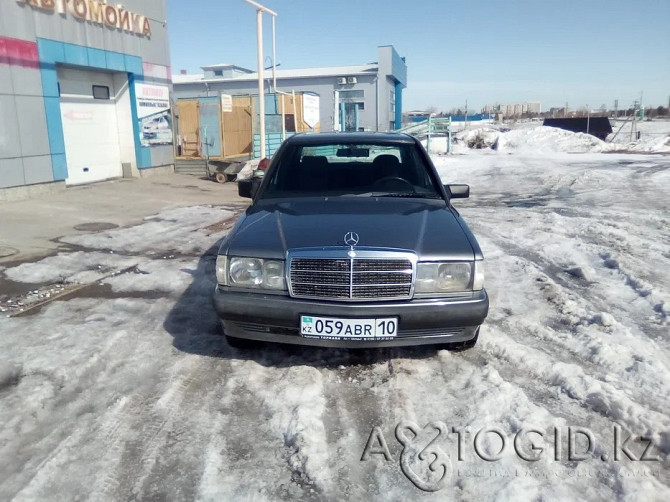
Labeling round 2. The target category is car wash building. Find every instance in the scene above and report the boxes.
[1,0,173,197]
[172,45,407,160]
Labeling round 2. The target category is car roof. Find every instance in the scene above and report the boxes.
[284,132,416,146]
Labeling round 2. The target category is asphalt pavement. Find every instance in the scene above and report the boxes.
[0,174,248,265]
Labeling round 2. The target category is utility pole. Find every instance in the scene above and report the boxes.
[245,0,277,160]
[464,99,468,129]
[272,15,277,92]
[631,100,639,142]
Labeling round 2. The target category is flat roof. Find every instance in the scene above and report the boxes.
[200,63,254,73]
[173,64,378,84]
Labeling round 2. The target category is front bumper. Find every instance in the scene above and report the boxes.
[212,287,489,348]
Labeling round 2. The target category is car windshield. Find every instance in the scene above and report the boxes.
[261,142,442,199]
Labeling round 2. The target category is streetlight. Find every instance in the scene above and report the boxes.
[245,0,277,160]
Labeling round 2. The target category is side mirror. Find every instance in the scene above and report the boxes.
[238,177,263,199]
[238,179,254,198]
[446,184,470,199]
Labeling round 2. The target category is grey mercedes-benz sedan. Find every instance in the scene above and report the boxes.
[212,132,488,349]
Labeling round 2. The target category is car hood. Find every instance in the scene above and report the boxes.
[222,197,476,261]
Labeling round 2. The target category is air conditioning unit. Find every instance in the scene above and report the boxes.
[347,77,357,84]
[337,77,347,84]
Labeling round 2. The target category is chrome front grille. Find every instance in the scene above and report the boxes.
[288,249,415,301]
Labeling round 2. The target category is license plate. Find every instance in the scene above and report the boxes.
[300,315,398,339]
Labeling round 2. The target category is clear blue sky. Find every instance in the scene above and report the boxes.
[167,0,670,112]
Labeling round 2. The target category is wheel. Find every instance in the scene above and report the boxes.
[225,335,260,349]
[372,176,414,192]
[215,172,227,184]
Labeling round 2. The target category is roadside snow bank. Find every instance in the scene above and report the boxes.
[495,127,614,153]
[616,134,670,153]
[439,122,670,155]
[433,126,615,154]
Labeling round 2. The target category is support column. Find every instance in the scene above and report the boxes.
[394,81,403,130]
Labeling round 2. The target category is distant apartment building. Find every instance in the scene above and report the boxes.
[482,102,541,115]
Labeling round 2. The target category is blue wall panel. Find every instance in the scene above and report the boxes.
[105,51,126,72]
[63,43,88,66]
[87,47,106,68]
[50,153,68,181]
[198,97,222,157]
[43,96,66,156]
[395,82,403,130]
[124,55,143,76]
[252,133,294,158]
[39,63,59,97]
[37,39,64,64]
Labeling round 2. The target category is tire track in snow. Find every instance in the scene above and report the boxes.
[92,355,221,501]
[317,354,403,500]
[3,312,131,501]
[196,357,329,500]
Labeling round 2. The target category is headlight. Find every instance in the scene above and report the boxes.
[229,257,263,287]
[215,255,227,285]
[263,260,285,289]
[227,257,286,290]
[415,262,472,293]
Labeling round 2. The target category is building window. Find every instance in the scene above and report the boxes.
[92,85,110,100]
[339,90,364,100]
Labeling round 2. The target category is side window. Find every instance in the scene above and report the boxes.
[92,85,110,100]
[407,147,438,190]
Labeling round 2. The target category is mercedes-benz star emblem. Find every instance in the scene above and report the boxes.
[344,231,359,247]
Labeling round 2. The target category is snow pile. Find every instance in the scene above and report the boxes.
[423,130,499,155]
[431,126,615,155]
[495,127,614,153]
[441,120,670,155]
[457,128,502,150]
[614,134,670,153]
[102,257,198,294]
[4,251,139,285]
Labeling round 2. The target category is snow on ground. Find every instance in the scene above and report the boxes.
[1,144,670,500]
[426,118,670,155]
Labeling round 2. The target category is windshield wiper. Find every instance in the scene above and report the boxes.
[377,192,441,199]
